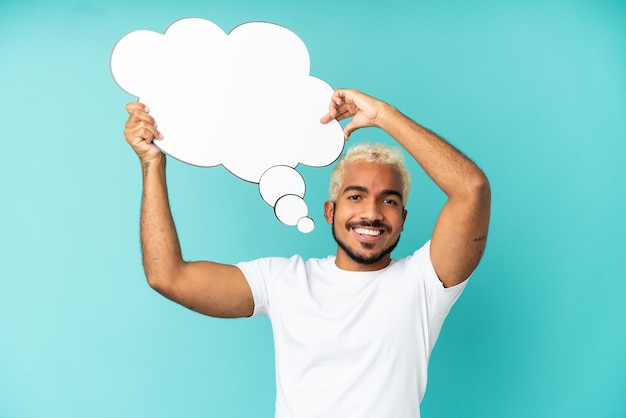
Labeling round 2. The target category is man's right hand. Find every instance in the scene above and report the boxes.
[124,102,163,162]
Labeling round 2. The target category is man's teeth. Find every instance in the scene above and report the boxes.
[354,227,381,237]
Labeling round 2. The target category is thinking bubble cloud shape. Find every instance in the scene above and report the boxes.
[110,18,344,232]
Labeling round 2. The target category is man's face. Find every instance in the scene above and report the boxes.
[324,160,407,271]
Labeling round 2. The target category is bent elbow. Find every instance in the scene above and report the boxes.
[473,172,491,202]
[144,268,176,296]
[146,273,165,292]
[460,171,490,203]
[142,255,183,295]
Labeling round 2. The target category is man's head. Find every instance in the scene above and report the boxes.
[328,143,411,205]
[324,143,411,271]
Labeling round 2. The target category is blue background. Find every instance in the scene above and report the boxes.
[1,0,625,417]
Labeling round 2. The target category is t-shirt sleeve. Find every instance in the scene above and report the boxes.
[236,258,271,317]
[415,240,469,317]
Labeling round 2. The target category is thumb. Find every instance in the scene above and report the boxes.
[343,121,359,140]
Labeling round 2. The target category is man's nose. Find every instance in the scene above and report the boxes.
[359,200,383,221]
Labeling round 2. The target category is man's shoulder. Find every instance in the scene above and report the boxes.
[390,241,432,267]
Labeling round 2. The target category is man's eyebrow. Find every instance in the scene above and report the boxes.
[341,185,403,200]
[380,189,403,199]
[342,185,368,194]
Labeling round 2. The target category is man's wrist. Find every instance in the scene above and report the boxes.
[375,103,401,131]
[140,153,165,176]
[140,152,164,165]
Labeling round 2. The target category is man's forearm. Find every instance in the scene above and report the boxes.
[139,155,184,291]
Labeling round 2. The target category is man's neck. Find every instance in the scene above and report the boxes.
[334,249,392,272]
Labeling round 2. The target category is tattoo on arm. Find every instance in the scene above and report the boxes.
[143,161,150,177]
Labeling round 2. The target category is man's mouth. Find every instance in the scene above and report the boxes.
[348,221,389,239]
[353,227,382,237]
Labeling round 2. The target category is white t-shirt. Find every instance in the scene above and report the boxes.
[237,241,467,418]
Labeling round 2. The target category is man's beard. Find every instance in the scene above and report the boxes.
[331,214,401,266]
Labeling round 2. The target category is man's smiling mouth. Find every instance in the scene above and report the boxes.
[353,227,382,237]
[348,221,390,239]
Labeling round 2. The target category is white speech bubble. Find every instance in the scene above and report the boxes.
[111,18,344,232]
[274,194,313,233]
[259,165,305,207]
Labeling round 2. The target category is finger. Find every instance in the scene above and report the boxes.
[322,93,340,120]
[320,105,352,124]
[334,108,351,121]
[343,121,359,140]
[320,112,334,124]
[131,129,154,145]
[129,110,157,127]
[134,120,161,141]
[332,88,348,103]
[126,101,147,115]
[125,125,160,143]
[125,120,161,144]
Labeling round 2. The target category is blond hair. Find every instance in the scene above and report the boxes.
[328,143,411,204]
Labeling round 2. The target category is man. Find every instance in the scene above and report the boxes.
[124,88,490,417]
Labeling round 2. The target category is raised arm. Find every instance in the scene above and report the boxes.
[321,89,491,287]
[124,103,254,317]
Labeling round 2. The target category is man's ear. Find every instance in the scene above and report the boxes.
[323,201,335,224]
[402,209,408,231]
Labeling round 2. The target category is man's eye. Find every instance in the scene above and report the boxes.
[383,199,398,205]
[348,195,361,200]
